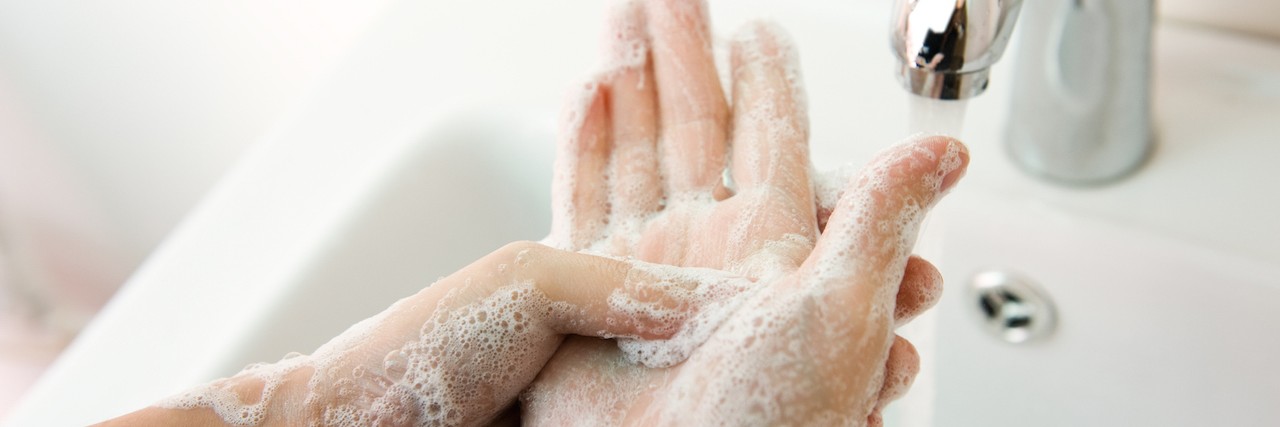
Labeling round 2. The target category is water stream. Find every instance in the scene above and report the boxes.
[887,94,971,427]
[907,95,969,138]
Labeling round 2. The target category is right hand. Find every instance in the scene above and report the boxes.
[525,0,968,424]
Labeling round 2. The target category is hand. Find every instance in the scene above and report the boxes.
[525,0,968,425]
[103,242,748,426]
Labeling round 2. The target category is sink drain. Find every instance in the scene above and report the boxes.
[969,270,1057,343]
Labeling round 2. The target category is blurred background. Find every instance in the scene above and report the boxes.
[0,0,1276,419]
[0,0,393,415]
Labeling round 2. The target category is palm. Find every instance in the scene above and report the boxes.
[528,1,966,425]
[636,191,812,272]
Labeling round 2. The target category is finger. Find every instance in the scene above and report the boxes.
[496,242,739,340]
[806,135,968,311]
[296,240,697,426]
[646,0,730,194]
[548,80,613,249]
[791,137,963,420]
[603,1,663,219]
[729,21,813,213]
[895,255,943,327]
[876,336,921,406]
[868,336,920,424]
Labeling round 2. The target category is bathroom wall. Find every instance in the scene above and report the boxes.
[1162,0,1280,40]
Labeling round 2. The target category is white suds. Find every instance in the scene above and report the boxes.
[611,262,756,368]
[161,0,968,421]
[732,21,810,132]
[600,0,649,73]
[160,280,588,426]
[156,357,301,426]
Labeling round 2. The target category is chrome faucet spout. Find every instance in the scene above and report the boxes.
[890,0,1025,100]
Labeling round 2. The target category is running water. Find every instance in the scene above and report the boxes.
[885,93,969,427]
[906,95,968,139]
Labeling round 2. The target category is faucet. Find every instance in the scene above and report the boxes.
[891,0,1155,185]
[890,0,1024,100]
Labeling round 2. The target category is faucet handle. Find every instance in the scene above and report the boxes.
[1005,0,1154,185]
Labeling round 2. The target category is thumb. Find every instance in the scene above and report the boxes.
[802,135,968,320]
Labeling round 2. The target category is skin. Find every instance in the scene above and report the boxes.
[524,1,967,425]
[101,0,968,425]
[102,241,743,426]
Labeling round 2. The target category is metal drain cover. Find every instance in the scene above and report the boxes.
[969,270,1057,343]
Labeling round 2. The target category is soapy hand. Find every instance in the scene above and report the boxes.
[103,242,753,426]
[524,0,968,425]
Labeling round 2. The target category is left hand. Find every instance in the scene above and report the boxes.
[103,241,746,426]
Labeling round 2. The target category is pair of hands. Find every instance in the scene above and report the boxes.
[108,0,968,426]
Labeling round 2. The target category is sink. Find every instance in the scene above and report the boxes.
[898,23,1280,427]
[5,0,1278,425]
[916,192,1280,426]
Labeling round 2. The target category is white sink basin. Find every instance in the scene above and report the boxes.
[903,24,1280,427]
[6,1,1278,425]
[919,191,1280,426]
